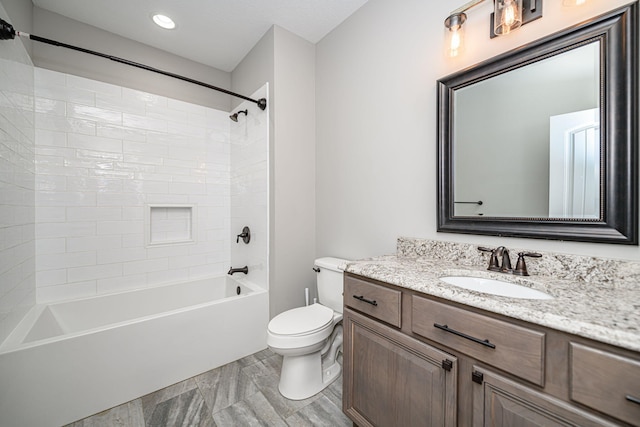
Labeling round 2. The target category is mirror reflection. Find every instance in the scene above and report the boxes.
[453,42,601,219]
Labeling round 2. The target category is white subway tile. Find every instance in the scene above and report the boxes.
[66,235,121,253]
[37,251,96,271]
[97,246,146,264]
[67,263,122,283]
[35,112,96,135]
[36,221,96,239]
[96,273,147,295]
[37,281,97,303]
[97,193,145,206]
[35,98,66,116]
[35,68,66,87]
[123,258,168,276]
[67,207,122,221]
[35,206,66,222]
[122,233,144,248]
[67,133,122,153]
[146,268,189,284]
[34,129,66,147]
[37,191,97,207]
[35,268,67,287]
[96,92,145,115]
[123,113,168,132]
[122,87,166,108]
[67,103,123,125]
[97,123,146,142]
[122,207,144,220]
[97,220,144,235]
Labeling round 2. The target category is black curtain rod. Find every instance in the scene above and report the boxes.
[0,18,267,110]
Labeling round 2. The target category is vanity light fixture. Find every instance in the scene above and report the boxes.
[152,14,176,30]
[444,0,544,57]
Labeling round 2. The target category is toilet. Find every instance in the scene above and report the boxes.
[267,257,348,400]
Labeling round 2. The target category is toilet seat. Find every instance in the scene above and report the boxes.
[268,304,334,337]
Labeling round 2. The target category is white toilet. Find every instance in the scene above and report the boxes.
[267,257,347,400]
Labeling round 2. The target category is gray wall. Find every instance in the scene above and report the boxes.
[232,26,317,318]
[316,0,639,261]
[0,0,32,55]
[32,7,232,111]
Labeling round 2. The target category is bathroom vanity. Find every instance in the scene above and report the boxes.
[341,239,640,427]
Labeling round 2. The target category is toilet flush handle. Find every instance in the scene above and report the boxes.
[312,267,320,273]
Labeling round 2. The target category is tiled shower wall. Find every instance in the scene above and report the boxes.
[34,68,232,302]
[0,42,36,342]
[230,86,269,290]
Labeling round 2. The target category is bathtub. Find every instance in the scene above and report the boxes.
[0,275,269,427]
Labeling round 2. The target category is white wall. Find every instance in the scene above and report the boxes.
[316,0,640,261]
[0,1,35,343]
[232,26,317,317]
[34,68,232,302]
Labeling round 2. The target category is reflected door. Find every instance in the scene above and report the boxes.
[548,109,600,218]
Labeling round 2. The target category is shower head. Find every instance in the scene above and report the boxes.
[229,109,248,122]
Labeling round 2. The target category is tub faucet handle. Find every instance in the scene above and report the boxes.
[236,226,251,244]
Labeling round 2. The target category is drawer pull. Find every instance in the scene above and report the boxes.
[353,295,378,306]
[434,323,496,349]
[626,395,640,405]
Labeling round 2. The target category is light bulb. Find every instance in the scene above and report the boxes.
[494,0,522,36]
[502,0,517,28]
[444,13,466,58]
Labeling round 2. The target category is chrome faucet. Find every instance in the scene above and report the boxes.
[478,246,541,276]
[228,266,248,275]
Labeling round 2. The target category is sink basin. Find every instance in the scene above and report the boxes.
[440,276,553,300]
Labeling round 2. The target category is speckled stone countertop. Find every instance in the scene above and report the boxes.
[343,237,640,353]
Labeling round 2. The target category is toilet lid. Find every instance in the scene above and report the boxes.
[268,304,334,336]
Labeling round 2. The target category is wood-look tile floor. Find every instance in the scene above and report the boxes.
[66,349,351,427]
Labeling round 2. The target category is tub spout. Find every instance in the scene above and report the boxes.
[228,266,248,275]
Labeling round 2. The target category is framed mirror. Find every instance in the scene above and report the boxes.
[437,4,637,244]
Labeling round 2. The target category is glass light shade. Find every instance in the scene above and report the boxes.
[444,13,467,58]
[494,0,522,36]
[563,0,587,6]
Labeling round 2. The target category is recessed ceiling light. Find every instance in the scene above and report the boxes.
[152,14,176,30]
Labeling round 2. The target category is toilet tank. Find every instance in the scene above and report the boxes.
[315,257,349,313]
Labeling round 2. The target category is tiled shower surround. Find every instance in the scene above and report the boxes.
[0,45,36,343]
[33,67,267,303]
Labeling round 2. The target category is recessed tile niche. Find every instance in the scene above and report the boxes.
[146,205,196,246]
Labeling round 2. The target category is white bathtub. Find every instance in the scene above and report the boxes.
[0,275,269,427]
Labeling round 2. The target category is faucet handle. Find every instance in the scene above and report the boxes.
[478,247,500,271]
[513,252,542,276]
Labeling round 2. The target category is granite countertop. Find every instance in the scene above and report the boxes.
[344,254,640,353]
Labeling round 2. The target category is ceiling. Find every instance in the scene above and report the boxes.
[31,0,369,72]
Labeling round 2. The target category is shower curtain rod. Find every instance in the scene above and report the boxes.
[0,18,267,110]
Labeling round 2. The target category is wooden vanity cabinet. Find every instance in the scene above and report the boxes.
[342,272,640,427]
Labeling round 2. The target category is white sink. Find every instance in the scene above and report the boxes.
[440,276,553,300]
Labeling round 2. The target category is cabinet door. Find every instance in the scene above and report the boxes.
[472,367,619,427]
[343,308,457,427]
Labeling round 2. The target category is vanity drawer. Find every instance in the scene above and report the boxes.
[344,276,401,328]
[570,343,640,426]
[412,295,545,386]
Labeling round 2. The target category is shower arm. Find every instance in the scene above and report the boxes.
[0,18,267,111]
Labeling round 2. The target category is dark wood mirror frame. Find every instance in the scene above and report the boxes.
[437,4,638,244]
